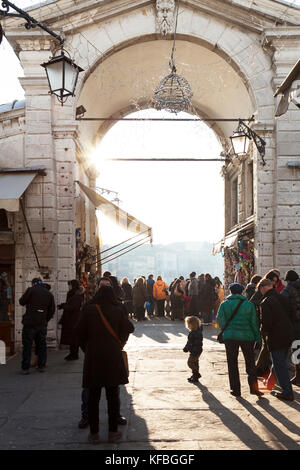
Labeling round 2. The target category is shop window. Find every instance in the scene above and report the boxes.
[246,162,254,217]
[231,178,238,227]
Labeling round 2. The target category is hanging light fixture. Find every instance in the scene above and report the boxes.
[0,1,83,105]
[41,49,83,105]
[230,120,266,165]
[153,1,193,114]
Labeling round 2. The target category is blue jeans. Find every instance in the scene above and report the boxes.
[22,326,47,370]
[270,349,294,398]
[146,297,155,316]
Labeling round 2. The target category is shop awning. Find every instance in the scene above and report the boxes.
[0,172,37,211]
[212,239,224,255]
[274,58,300,117]
[76,181,152,241]
[224,234,238,248]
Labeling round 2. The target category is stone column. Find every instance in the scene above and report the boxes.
[52,97,78,311]
[16,39,58,346]
[269,33,300,276]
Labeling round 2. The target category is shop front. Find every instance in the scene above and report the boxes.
[213,221,255,292]
[0,211,15,355]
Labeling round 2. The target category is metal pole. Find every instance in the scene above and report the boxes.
[20,198,41,269]
[76,117,254,122]
[107,158,227,162]
[0,1,64,45]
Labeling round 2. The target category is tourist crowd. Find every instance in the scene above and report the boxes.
[16,267,300,444]
[120,272,223,323]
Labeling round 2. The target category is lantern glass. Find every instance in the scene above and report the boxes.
[41,52,83,103]
[64,60,80,95]
[230,131,250,155]
[44,58,64,95]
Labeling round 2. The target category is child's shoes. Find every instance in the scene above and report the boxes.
[187,373,201,383]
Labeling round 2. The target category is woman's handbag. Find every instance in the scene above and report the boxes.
[95,304,129,376]
[217,299,245,344]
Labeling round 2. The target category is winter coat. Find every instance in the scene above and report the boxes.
[132,281,147,308]
[201,279,216,313]
[60,287,85,346]
[217,294,261,343]
[146,278,155,298]
[249,289,263,322]
[188,278,198,297]
[122,283,133,302]
[245,282,256,300]
[76,301,134,388]
[170,281,184,309]
[183,328,203,356]
[217,285,225,303]
[171,280,184,297]
[214,285,225,313]
[276,280,285,294]
[19,285,55,328]
[260,288,294,351]
[281,280,300,340]
[198,280,205,311]
[153,280,169,300]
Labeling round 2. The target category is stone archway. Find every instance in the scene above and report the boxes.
[69,4,275,280]
[4,0,300,345]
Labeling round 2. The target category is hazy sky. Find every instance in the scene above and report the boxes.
[94,109,224,246]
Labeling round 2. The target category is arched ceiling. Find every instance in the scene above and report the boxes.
[77,38,254,153]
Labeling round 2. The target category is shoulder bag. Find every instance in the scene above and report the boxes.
[217,299,245,344]
[95,304,129,376]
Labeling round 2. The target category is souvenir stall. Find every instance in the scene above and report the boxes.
[222,231,255,291]
[76,229,100,301]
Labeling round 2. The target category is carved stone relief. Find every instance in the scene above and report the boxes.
[156,0,175,36]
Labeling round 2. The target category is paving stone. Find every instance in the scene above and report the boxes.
[0,320,299,450]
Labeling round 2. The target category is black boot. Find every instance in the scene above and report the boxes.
[188,374,199,383]
[78,417,89,429]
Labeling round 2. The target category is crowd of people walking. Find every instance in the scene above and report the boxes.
[120,272,223,323]
[16,266,299,444]
[216,269,300,403]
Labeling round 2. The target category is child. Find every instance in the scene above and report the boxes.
[183,316,203,383]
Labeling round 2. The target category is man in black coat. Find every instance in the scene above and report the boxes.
[58,279,84,361]
[281,269,300,386]
[19,278,55,374]
[76,284,134,444]
[259,279,294,401]
[77,278,133,432]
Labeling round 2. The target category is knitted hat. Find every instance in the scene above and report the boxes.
[229,283,244,294]
[284,270,299,282]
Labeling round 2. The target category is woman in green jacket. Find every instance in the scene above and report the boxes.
[217,283,263,398]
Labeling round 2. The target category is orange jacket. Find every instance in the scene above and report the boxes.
[153,280,169,300]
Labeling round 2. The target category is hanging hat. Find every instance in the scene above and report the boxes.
[284,270,299,282]
[229,283,244,294]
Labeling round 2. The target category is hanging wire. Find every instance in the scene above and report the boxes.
[88,234,152,268]
[169,0,179,72]
[100,229,150,255]
[100,234,151,263]
[100,238,151,267]
[153,0,193,113]
[76,230,151,267]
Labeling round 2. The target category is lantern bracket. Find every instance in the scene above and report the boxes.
[235,120,266,166]
[0,0,64,46]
